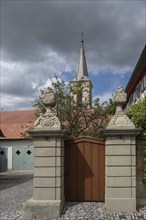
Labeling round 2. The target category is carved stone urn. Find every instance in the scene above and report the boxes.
[41,87,56,109]
[107,86,135,129]
[34,87,60,129]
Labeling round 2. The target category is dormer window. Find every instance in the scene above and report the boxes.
[0,129,5,138]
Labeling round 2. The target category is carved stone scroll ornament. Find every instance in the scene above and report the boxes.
[107,86,135,128]
[34,87,60,128]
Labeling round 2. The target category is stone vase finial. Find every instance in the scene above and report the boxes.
[34,87,60,129]
[41,87,56,111]
[112,86,127,115]
[107,86,135,128]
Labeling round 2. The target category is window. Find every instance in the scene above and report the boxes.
[129,95,133,105]
[144,74,146,88]
[133,91,136,102]
[136,83,141,100]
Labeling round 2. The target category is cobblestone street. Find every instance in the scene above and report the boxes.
[59,202,146,220]
[0,173,33,220]
[0,171,146,220]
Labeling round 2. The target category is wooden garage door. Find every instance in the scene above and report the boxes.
[65,137,105,201]
[0,148,7,171]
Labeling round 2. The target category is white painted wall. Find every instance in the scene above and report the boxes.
[8,147,12,170]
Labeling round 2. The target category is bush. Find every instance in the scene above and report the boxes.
[126,97,146,183]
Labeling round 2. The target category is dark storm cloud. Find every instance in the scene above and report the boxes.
[2,1,145,67]
[1,0,145,110]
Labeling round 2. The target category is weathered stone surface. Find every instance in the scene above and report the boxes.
[106,145,136,155]
[106,155,136,166]
[106,176,136,187]
[106,166,136,176]
[105,135,136,144]
[105,198,136,212]
[107,86,135,129]
[23,98,64,220]
[112,86,127,104]
[106,187,136,198]
[103,87,140,212]
[34,87,60,129]
[107,114,135,128]
[23,198,64,220]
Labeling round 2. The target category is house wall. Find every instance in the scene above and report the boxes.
[136,138,146,206]
[125,74,146,110]
[0,139,33,170]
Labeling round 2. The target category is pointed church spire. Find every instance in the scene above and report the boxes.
[76,33,89,80]
[70,35,92,107]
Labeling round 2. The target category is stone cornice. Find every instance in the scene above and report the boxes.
[102,128,141,137]
[28,129,65,138]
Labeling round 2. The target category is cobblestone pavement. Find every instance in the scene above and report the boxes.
[59,202,146,220]
[0,173,146,220]
[0,178,33,220]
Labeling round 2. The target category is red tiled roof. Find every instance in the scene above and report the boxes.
[0,110,37,139]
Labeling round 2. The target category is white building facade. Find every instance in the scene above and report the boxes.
[125,45,146,110]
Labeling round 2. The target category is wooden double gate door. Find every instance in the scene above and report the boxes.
[65,137,105,202]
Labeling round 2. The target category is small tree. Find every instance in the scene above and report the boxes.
[126,97,146,136]
[105,98,116,115]
[33,77,113,139]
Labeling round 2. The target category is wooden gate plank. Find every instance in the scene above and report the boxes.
[65,137,105,201]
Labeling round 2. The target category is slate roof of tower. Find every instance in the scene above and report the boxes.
[76,37,89,80]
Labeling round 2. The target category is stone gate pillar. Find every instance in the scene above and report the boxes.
[23,88,64,220]
[103,86,140,212]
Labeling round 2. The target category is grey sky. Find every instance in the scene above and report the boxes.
[1,0,146,110]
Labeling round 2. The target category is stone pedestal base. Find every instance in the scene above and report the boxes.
[23,198,64,220]
[105,198,136,212]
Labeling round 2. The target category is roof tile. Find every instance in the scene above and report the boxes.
[0,110,36,139]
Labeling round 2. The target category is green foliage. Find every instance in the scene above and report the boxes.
[105,98,116,115]
[126,97,146,136]
[126,97,146,183]
[144,145,146,183]
[33,76,111,139]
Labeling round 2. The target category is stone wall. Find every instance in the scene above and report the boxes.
[33,136,64,202]
[103,86,140,212]
[136,138,146,206]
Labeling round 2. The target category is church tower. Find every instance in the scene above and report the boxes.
[70,34,92,107]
